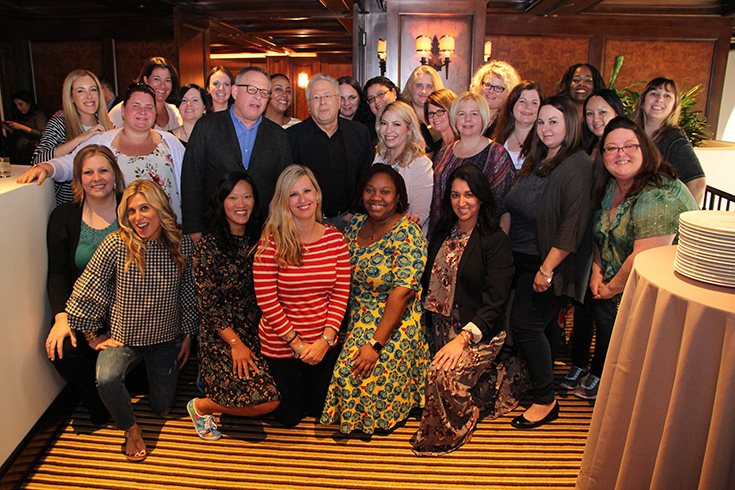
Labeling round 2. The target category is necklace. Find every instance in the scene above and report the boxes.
[512,130,524,149]
[366,215,394,240]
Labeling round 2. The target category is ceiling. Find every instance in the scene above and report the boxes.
[0,0,733,57]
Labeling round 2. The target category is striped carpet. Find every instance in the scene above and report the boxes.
[4,353,594,490]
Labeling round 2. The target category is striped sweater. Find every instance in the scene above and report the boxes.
[254,227,351,359]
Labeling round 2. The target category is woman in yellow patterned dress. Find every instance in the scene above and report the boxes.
[321,164,429,434]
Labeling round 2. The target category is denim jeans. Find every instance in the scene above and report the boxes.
[96,339,181,431]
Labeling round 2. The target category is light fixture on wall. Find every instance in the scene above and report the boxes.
[297,72,309,89]
[484,41,492,63]
[377,38,387,77]
[416,34,455,79]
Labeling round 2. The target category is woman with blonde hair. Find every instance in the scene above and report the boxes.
[65,179,198,461]
[632,77,706,204]
[32,69,114,205]
[374,101,433,231]
[469,61,521,137]
[253,165,350,428]
[430,92,515,234]
[402,66,444,152]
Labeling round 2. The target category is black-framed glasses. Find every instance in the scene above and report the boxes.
[427,108,447,119]
[481,82,505,93]
[235,84,271,98]
[367,90,388,104]
[602,144,641,156]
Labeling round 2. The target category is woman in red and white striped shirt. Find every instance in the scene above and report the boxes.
[254,165,350,427]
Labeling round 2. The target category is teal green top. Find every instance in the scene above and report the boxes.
[593,176,698,284]
[75,220,119,273]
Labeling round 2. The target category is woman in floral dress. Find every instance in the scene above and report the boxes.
[188,172,280,441]
[321,164,430,434]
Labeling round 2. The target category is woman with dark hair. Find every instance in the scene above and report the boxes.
[321,164,429,434]
[254,165,350,428]
[492,81,545,170]
[171,84,211,146]
[632,77,706,204]
[2,90,47,164]
[557,63,606,117]
[424,89,457,160]
[31,69,114,206]
[505,95,594,428]
[338,76,375,140]
[18,83,186,221]
[66,179,197,461]
[206,66,235,112]
[413,164,528,455]
[187,172,280,441]
[364,76,400,116]
[576,117,698,400]
[582,89,626,158]
[44,145,125,426]
[108,57,182,131]
[264,73,299,128]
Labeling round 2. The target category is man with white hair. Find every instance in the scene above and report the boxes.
[287,74,373,229]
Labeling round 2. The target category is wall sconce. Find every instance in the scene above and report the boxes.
[484,41,492,63]
[377,38,387,77]
[416,35,431,65]
[439,35,455,79]
[297,72,309,89]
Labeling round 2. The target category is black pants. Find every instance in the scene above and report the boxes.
[509,253,566,405]
[570,290,595,369]
[265,346,341,428]
[589,297,619,376]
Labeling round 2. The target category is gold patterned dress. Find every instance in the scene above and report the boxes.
[321,215,429,434]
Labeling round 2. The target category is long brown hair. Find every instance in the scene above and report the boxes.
[492,80,545,145]
[632,77,682,142]
[71,145,125,204]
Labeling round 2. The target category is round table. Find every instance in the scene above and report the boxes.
[576,245,735,490]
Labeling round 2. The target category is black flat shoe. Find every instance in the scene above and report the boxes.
[511,402,559,429]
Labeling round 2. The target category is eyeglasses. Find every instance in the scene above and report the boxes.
[367,90,388,105]
[309,94,336,103]
[602,144,641,156]
[235,84,271,98]
[481,82,505,93]
[427,108,447,119]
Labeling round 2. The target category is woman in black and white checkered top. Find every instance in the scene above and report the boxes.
[66,179,198,462]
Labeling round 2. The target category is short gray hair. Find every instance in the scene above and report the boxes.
[306,74,339,100]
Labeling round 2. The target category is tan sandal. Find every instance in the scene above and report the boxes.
[122,428,147,462]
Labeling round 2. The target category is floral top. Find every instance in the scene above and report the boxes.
[425,228,471,316]
[594,177,698,284]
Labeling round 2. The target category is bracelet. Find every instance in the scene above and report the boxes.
[228,337,238,345]
[460,330,472,347]
[293,342,304,359]
[538,267,554,284]
[283,331,297,344]
[322,333,336,347]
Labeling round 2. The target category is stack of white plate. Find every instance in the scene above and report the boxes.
[675,210,735,288]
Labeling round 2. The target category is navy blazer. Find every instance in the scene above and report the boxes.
[423,226,514,341]
[181,111,292,234]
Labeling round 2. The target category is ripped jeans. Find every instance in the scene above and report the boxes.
[96,339,181,430]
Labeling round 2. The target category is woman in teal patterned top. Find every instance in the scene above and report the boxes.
[578,117,698,400]
[321,164,429,434]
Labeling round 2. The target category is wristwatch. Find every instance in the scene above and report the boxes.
[368,338,384,353]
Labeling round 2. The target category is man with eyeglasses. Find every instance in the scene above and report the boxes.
[182,66,292,242]
[287,74,373,230]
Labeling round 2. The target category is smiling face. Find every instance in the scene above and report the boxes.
[122,91,156,132]
[362,172,398,222]
[127,193,162,241]
[427,103,450,133]
[81,154,115,200]
[585,95,616,138]
[143,67,173,105]
[450,178,480,230]
[537,104,566,156]
[411,73,435,108]
[224,180,254,236]
[270,76,293,116]
[288,175,319,223]
[367,83,397,115]
[513,89,541,127]
[71,75,100,118]
[179,88,206,122]
[481,74,507,111]
[570,66,594,104]
[602,128,643,185]
[642,84,675,125]
[339,83,359,119]
[456,98,484,139]
[207,70,232,109]
[232,70,270,125]
[379,109,410,154]
[308,79,339,128]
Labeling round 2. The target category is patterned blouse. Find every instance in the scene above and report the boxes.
[66,233,198,346]
[425,228,471,317]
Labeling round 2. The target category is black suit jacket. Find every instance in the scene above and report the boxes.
[181,111,292,234]
[287,117,373,213]
[423,226,514,341]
